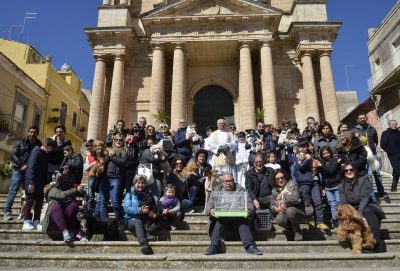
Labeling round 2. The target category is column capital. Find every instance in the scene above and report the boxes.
[114,54,125,61]
[238,40,252,49]
[172,43,186,50]
[259,39,273,48]
[318,49,333,58]
[299,49,316,59]
[94,54,106,61]
[151,42,165,51]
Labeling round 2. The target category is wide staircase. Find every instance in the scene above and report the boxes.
[0,173,400,269]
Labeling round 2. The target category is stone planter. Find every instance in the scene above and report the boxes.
[0,175,11,194]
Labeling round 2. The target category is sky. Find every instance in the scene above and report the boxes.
[0,0,398,102]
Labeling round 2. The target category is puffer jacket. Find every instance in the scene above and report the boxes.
[12,138,42,170]
[124,186,155,221]
[106,149,128,179]
[354,123,378,154]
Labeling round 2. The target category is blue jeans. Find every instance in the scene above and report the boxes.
[108,178,123,222]
[98,177,109,220]
[87,177,99,215]
[181,186,198,211]
[299,182,324,224]
[326,189,340,221]
[4,169,24,214]
[367,154,385,196]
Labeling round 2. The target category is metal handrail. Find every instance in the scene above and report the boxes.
[0,114,46,141]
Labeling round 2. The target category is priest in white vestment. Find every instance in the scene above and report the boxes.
[208,119,237,178]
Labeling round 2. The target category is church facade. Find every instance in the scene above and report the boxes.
[86,0,341,139]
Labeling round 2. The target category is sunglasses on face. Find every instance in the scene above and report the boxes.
[344,168,354,173]
[114,139,123,142]
[161,125,168,128]
[275,176,285,181]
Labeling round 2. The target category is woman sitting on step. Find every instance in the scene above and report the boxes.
[270,169,310,241]
[124,175,159,255]
[41,174,87,245]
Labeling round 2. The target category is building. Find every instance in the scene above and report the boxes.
[367,0,400,173]
[0,53,48,161]
[336,90,358,122]
[85,0,342,137]
[0,39,89,153]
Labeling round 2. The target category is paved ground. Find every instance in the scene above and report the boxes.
[2,269,400,271]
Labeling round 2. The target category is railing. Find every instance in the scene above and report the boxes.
[368,47,400,91]
[47,110,86,139]
[0,114,46,142]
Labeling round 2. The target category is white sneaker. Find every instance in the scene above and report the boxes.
[32,220,40,230]
[22,220,35,231]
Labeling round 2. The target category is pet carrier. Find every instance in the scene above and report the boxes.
[254,209,272,231]
[214,190,248,218]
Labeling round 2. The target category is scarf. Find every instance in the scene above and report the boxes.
[162,196,178,209]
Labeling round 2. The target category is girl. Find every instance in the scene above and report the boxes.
[265,153,281,170]
[159,184,181,230]
[317,146,341,227]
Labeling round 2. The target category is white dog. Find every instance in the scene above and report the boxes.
[186,124,200,142]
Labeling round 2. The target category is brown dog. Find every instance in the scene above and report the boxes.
[335,204,376,254]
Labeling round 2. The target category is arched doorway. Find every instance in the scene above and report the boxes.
[193,85,234,135]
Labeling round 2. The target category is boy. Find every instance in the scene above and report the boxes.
[293,139,328,230]
[23,138,56,230]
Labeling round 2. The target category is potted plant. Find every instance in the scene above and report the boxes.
[0,161,13,193]
[255,107,264,123]
[152,107,170,125]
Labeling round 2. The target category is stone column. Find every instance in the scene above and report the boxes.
[301,51,320,122]
[260,42,278,126]
[320,51,340,129]
[87,55,106,140]
[107,54,125,130]
[120,0,128,4]
[102,0,111,4]
[238,42,256,130]
[149,44,165,125]
[171,44,186,130]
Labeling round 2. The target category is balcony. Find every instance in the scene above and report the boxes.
[0,114,46,142]
[47,110,86,140]
[368,47,400,92]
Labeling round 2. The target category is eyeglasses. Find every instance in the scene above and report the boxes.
[254,161,263,164]
[175,162,183,165]
[114,139,123,142]
[179,122,186,124]
[161,125,168,128]
[275,176,286,181]
[344,168,354,173]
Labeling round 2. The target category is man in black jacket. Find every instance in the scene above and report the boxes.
[245,153,274,210]
[3,126,42,221]
[381,120,400,192]
[23,138,56,230]
[60,145,83,186]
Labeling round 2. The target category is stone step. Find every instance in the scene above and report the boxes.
[0,251,397,269]
[2,218,400,231]
[0,228,399,242]
[0,239,399,254]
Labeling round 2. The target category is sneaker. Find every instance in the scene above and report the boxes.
[3,212,12,221]
[246,244,263,255]
[294,232,303,241]
[204,243,224,255]
[32,220,40,230]
[63,230,74,246]
[308,221,316,229]
[317,223,329,231]
[22,220,35,231]
[170,225,177,231]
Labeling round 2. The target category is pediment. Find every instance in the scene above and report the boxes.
[141,0,282,18]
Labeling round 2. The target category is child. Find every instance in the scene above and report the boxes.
[23,138,56,230]
[265,153,281,170]
[293,139,329,231]
[234,131,251,187]
[317,146,341,228]
[83,140,97,216]
[159,184,181,230]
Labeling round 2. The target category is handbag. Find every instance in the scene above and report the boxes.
[136,163,154,186]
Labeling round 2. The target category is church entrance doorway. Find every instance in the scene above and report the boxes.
[193,85,234,136]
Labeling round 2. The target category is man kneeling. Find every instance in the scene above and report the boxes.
[205,173,262,255]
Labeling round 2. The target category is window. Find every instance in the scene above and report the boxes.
[33,113,41,127]
[12,89,29,122]
[72,112,77,128]
[14,102,26,122]
[375,58,381,67]
[60,102,67,125]
[392,35,400,49]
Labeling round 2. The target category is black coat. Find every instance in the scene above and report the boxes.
[244,166,274,209]
[139,148,165,180]
[336,138,367,176]
[60,154,83,185]
[48,138,72,173]
[25,146,49,194]
[381,128,400,157]
[12,138,42,170]
[107,150,128,179]
[320,159,341,189]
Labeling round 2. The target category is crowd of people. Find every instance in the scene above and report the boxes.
[3,113,398,255]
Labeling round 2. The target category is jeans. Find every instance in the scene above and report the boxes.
[23,193,44,221]
[126,219,146,244]
[180,186,198,212]
[98,177,110,220]
[108,178,123,222]
[326,189,340,221]
[87,177,99,215]
[49,202,80,232]
[362,205,383,242]
[367,154,385,196]
[4,169,24,214]
[210,217,254,248]
[299,182,324,224]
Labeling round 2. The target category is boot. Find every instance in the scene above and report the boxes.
[139,241,154,255]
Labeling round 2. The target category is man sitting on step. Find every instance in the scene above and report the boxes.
[204,172,262,255]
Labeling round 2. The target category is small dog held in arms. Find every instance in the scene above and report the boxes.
[335,204,376,254]
[186,124,200,142]
[150,144,171,174]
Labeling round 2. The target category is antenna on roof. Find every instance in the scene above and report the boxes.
[20,12,38,41]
